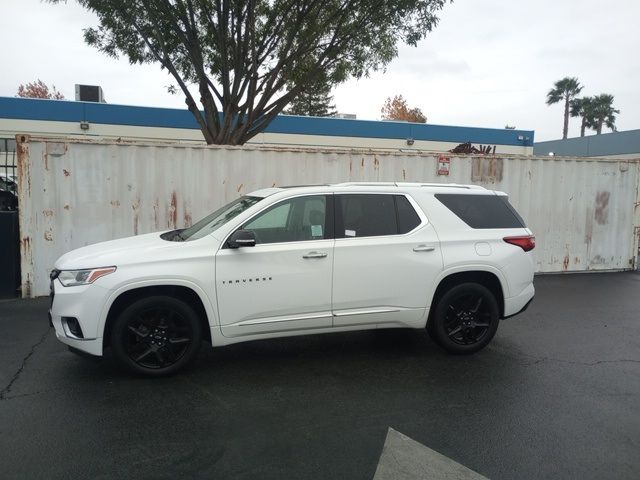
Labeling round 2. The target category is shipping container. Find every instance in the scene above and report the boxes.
[17,135,640,297]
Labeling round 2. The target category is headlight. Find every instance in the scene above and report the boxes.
[58,267,116,287]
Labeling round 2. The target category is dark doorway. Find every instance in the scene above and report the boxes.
[1,138,20,298]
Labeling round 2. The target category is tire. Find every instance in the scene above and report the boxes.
[111,296,203,376]
[428,283,500,355]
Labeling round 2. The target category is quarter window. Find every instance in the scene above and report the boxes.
[243,195,330,244]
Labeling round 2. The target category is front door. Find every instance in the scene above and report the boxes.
[216,194,334,337]
[332,193,443,328]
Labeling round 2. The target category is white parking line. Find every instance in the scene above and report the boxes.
[373,428,489,480]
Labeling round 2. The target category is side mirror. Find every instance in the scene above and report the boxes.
[227,229,256,248]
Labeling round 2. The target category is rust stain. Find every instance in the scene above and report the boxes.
[574,257,580,265]
[402,169,406,180]
[63,204,70,210]
[361,157,365,167]
[20,236,31,258]
[63,169,71,177]
[44,230,53,242]
[168,191,178,229]
[471,157,503,183]
[17,137,31,199]
[373,155,380,169]
[349,160,353,174]
[132,196,141,235]
[184,207,192,228]
[594,191,610,225]
[110,200,120,207]
[562,255,570,271]
[236,183,244,193]
[584,208,593,245]
[153,199,160,230]
[42,209,54,217]
[43,152,49,171]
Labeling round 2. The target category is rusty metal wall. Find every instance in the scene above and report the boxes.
[17,135,640,297]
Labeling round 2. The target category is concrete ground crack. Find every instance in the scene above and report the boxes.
[498,349,640,367]
[0,329,50,400]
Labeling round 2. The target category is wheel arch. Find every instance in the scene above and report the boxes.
[102,283,213,350]
[428,269,506,325]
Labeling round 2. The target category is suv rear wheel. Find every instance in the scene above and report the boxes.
[111,296,202,376]
[428,283,499,354]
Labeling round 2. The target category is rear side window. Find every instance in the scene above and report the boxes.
[435,194,525,229]
[336,194,422,238]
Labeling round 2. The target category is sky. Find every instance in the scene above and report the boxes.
[1,0,639,141]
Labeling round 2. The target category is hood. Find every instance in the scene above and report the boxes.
[54,231,195,270]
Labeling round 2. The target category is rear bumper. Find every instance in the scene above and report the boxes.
[503,282,535,318]
[503,297,533,319]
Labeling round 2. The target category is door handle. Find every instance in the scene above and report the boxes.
[302,251,328,259]
[413,245,436,252]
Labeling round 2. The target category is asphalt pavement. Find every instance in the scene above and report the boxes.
[0,272,639,479]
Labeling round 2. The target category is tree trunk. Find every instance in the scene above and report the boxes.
[580,117,586,137]
[563,97,570,139]
[597,120,603,135]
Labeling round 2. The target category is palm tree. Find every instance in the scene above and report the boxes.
[570,97,594,137]
[589,94,619,134]
[546,77,583,139]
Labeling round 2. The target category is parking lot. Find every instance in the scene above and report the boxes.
[0,272,639,479]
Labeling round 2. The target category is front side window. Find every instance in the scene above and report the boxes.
[243,195,331,244]
[336,194,422,238]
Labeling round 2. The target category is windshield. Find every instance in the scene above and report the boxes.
[179,196,263,241]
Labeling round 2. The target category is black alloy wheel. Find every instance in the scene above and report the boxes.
[111,296,202,376]
[428,283,500,354]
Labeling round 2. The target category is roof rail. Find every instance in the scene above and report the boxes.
[332,182,397,187]
[332,181,485,190]
[279,184,330,188]
[417,183,486,190]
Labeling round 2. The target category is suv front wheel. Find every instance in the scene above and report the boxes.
[111,296,203,376]
[428,283,500,354]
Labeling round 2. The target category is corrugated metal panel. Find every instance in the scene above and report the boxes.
[17,135,640,297]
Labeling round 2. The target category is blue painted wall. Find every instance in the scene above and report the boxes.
[0,96,534,147]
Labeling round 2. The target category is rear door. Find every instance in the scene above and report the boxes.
[331,193,443,328]
[216,194,335,337]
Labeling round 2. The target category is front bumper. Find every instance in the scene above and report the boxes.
[49,278,108,357]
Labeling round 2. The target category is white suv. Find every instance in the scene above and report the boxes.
[49,183,535,375]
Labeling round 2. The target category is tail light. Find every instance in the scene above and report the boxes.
[504,235,535,252]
